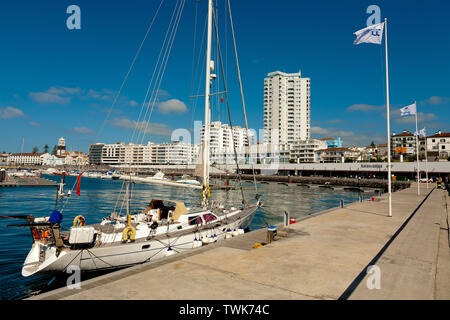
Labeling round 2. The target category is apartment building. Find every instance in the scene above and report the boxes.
[316,147,360,163]
[201,121,255,164]
[426,131,450,159]
[88,141,199,165]
[290,139,328,163]
[391,130,417,158]
[263,71,311,145]
[7,153,45,165]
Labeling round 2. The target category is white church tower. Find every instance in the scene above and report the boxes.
[57,137,66,156]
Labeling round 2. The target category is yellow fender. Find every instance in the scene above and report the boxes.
[122,226,136,242]
[253,243,264,249]
[73,215,86,227]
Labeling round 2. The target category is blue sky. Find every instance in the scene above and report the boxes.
[0,0,449,153]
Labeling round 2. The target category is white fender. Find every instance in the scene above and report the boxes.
[166,248,175,256]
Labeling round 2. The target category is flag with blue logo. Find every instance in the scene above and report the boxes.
[400,103,417,116]
[353,22,385,45]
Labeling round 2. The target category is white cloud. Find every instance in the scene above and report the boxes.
[157,99,187,114]
[109,117,172,136]
[426,96,443,105]
[419,96,450,106]
[30,86,81,104]
[0,106,24,119]
[347,104,385,112]
[29,86,138,108]
[29,121,41,127]
[73,127,95,135]
[47,86,81,96]
[29,91,71,104]
[311,126,386,147]
[310,126,330,135]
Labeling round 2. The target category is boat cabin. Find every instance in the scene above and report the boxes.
[141,199,219,226]
[142,199,188,222]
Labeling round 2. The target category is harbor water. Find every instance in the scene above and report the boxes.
[0,174,375,300]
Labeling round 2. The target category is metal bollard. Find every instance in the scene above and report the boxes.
[284,211,290,227]
[267,226,277,244]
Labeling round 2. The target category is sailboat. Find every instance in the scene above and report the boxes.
[3,0,261,277]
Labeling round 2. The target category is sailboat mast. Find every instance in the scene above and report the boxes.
[125,180,131,225]
[202,0,213,207]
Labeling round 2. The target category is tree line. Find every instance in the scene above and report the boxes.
[31,145,58,155]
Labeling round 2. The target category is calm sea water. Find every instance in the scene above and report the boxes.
[0,174,372,300]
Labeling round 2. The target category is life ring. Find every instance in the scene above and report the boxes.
[122,226,136,242]
[73,215,86,227]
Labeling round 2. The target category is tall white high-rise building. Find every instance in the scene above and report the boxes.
[263,71,311,145]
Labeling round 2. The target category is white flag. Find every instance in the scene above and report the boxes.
[353,22,385,45]
[400,103,417,116]
[417,128,426,137]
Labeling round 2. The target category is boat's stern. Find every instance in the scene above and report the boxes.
[22,242,66,277]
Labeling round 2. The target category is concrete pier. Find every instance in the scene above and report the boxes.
[29,183,449,300]
[0,176,57,188]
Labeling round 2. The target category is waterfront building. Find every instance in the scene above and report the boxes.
[316,147,360,163]
[263,71,311,145]
[0,153,9,165]
[360,146,378,161]
[88,141,199,166]
[61,151,89,166]
[376,143,388,159]
[7,153,45,165]
[88,143,104,165]
[426,131,450,160]
[290,139,328,163]
[216,142,290,165]
[101,143,123,165]
[319,137,343,148]
[200,121,255,164]
[153,142,199,165]
[42,154,65,166]
[119,143,151,165]
[201,121,254,151]
[391,130,417,159]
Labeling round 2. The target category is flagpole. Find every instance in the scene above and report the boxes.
[385,18,392,217]
[415,101,420,195]
[425,132,429,189]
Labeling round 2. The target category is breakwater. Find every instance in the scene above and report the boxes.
[0,176,57,188]
[212,174,411,191]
